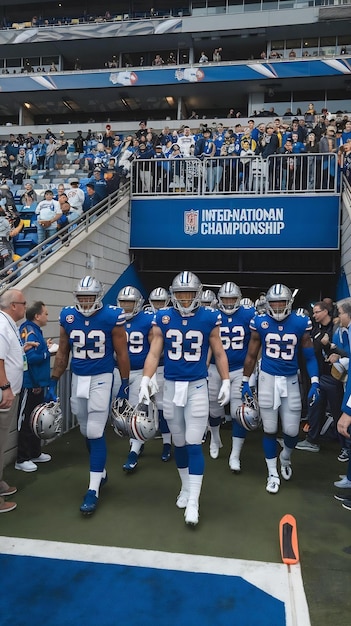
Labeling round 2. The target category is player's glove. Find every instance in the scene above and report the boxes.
[241,380,253,401]
[45,379,58,403]
[308,382,320,407]
[116,378,129,400]
[218,379,230,407]
[139,376,151,405]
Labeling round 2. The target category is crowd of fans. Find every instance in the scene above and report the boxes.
[0,108,350,274]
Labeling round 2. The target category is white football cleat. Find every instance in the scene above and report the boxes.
[266,474,280,494]
[176,490,189,509]
[229,453,241,473]
[209,439,222,459]
[184,503,199,526]
[280,452,292,480]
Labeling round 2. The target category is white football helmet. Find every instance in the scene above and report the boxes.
[235,395,261,431]
[218,282,242,314]
[255,294,267,313]
[73,275,104,317]
[266,284,293,321]
[30,401,63,440]
[170,270,202,316]
[201,289,217,308]
[110,398,159,442]
[149,287,170,312]
[117,286,144,319]
[240,298,254,308]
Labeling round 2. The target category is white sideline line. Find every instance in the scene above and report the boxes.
[0,536,311,626]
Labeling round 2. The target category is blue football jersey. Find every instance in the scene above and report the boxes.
[250,310,312,376]
[126,309,154,370]
[219,305,255,371]
[154,306,221,382]
[60,305,126,375]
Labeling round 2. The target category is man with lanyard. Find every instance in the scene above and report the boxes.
[0,289,28,513]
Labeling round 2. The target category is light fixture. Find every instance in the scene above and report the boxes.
[23,102,31,109]
[165,96,175,106]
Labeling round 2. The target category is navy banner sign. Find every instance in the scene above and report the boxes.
[130,196,339,250]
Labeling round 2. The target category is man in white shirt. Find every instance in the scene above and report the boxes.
[35,189,62,245]
[0,289,27,513]
[66,177,85,215]
[177,126,195,157]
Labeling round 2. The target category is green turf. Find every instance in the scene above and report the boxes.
[1,424,350,626]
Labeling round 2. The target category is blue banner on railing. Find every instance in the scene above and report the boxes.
[0,57,350,92]
[130,196,340,250]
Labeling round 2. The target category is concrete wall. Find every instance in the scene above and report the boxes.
[4,194,131,467]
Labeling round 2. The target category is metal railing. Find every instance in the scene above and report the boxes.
[0,182,130,294]
[131,153,338,196]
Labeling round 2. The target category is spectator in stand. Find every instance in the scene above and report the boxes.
[158,126,173,146]
[20,182,37,207]
[305,131,321,190]
[36,137,47,170]
[0,157,11,183]
[104,167,120,194]
[341,120,351,145]
[167,52,177,64]
[111,136,123,159]
[289,49,297,58]
[199,51,209,63]
[136,121,148,141]
[66,178,85,216]
[13,148,27,185]
[134,142,155,192]
[213,48,222,62]
[73,130,84,155]
[291,118,306,143]
[23,143,38,174]
[45,137,60,171]
[102,125,114,149]
[152,54,164,66]
[35,189,62,245]
[177,126,195,157]
[83,183,100,213]
[56,201,80,244]
[88,169,108,201]
[49,62,58,72]
[320,127,338,189]
[5,133,19,169]
[291,132,306,154]
[340,138,351,185]
[305,103,317,126]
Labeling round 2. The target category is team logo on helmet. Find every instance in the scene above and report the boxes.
[73,276,104,317]
[235,394,261,431]
[170,271,202,316]
[110,398,159,442]
[30,401,63,440]
[117,286,144,320]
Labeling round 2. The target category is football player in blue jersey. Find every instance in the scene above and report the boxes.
[207,282,256,467]
[49,276,130,515]
[115,286,154,473]
[148,287,173,462]
[241,284,320,494]
[138,270,230,526]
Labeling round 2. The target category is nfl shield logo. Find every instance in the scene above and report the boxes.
[184,209,199,235]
